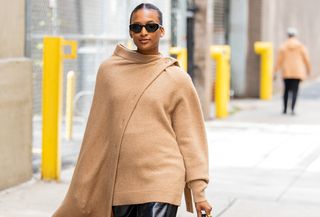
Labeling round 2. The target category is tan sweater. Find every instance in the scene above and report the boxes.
[52,44,209,217]
[275,37,311,80]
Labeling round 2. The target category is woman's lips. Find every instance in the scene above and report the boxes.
[139,39,150,44]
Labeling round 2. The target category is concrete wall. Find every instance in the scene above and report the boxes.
[229,0,249,97]
[229,0,262,97]
[245,0,263,97]
[0,0,25,58]
[229,0,320,97]
[262,0,320,90]
[0,0,33,190]
[0,59,33,190]
[193,0,214,119]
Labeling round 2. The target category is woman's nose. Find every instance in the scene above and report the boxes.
[140,26,148,36]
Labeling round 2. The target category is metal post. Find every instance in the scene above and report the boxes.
[186,2,196,79]
[169,47,188,71]
[42,36,77,180]
[254,42,273,100]
[66,71,75,141]
[210,45,231,118]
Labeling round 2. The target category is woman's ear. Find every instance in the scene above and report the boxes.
[129,31,133,38]
[160,27,165,38]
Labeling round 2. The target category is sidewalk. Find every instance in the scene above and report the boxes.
[1,80,319,217]
[225,77,320,125]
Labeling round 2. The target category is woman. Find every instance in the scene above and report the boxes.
[53,3,212,217]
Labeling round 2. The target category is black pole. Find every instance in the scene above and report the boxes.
[186,2,198,80]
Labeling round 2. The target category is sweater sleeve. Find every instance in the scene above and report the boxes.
[171,72,209,203]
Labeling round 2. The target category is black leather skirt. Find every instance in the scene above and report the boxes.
[112,202,178,217]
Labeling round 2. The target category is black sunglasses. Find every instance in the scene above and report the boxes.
[129,23,162,33]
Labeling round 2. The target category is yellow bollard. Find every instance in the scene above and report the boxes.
[210,45,231,119]
[127,39,134,50]
[66,71,75,141]
[169,47,188,71]
[42,36,77,180]
[254,42,273,100]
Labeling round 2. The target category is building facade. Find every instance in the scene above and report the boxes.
[13,0,320,121]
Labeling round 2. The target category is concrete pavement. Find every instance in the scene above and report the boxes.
[179,121,320,217]
[1,79,320,217]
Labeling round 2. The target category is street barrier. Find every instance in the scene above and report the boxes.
[66,71,76,141]
[210,45,231,119]
[254,42,273,100]
[169,47,187,71]
[42,36,77,180]
[127,39,134,50]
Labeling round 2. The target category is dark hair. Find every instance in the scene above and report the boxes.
[130,3,163,25]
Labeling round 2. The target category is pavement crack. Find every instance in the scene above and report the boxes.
[254,145,281,167]
[276,146,320,202]
[216,198,237,217]
[276,170,305,202]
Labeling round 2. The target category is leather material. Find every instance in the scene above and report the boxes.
[112,202,178,217]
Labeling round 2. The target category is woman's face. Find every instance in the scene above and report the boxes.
[130,8,164,55]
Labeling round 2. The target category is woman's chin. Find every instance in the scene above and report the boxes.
[137,46,157,55]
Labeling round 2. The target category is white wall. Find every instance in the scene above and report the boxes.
[229,0,249,96]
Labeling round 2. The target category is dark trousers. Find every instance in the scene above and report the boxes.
[283,78,301,113]
[112,202,178,217]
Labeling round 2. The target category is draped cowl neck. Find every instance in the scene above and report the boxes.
[113,44,163,64]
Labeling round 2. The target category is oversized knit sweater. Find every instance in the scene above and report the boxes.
[52,44,209,217]
[112,45,209,206]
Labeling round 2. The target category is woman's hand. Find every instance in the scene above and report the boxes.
[195,200,212,217]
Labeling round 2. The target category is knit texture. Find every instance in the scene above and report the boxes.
[52,44,209,217]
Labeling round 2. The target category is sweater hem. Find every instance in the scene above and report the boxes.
[112,190,182,207]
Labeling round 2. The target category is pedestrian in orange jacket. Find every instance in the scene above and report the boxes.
[274,27,311,115]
